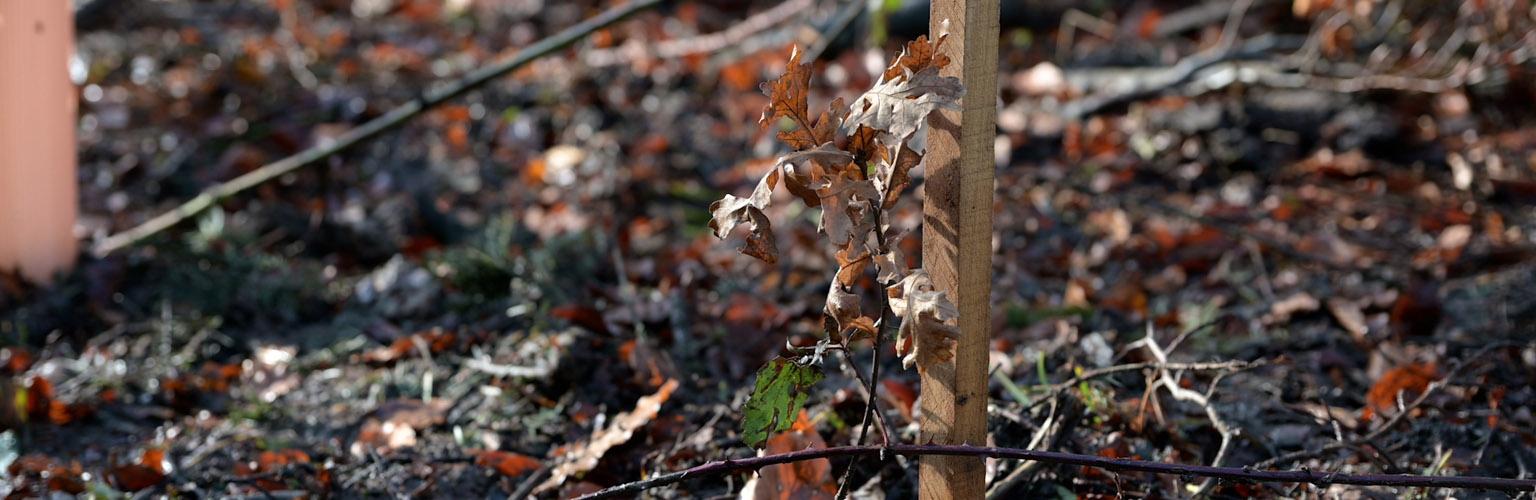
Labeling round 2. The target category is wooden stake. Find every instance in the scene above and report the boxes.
[0,0,78,284]
[920,0,998,498]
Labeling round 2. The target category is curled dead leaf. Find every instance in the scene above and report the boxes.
[876,142,922,209]
[887,270,960,371]
[844,66,963,140]
[709,167,781,263]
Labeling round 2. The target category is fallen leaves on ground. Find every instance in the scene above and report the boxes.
[1363,362,1438,421]
[359,328,458,366]
[108,448,168,492]
[233,448,323,492]
[536,379,679,494]
[351,398,452,456]
[7,454,86,495]
[475,450,542,478]
[745,411,837,500]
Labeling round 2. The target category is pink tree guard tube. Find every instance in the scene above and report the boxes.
[0,0,79,284]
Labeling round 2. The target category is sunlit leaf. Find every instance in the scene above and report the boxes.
[888,270,960,372]
[844,66,964,140]
[741,358,823,448]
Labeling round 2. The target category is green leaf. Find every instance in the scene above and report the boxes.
[741,357,823,448]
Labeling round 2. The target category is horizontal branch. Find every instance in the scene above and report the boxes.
[576,444,1536,499]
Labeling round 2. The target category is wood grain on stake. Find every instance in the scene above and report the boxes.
[920,0,998,498]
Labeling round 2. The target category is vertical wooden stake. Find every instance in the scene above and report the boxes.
[0,0,78,284]
[920,0,997,498]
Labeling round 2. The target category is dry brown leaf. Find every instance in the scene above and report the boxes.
[842,124,886,167]
[881,24,952,82]
[1265,292,1320,324]
[1363,362,1437,420]
[876,141,922,208]
[759,47,817,139]
[748,411,837,500]
[350,399,451,457]
[709,168,781,263]
[777,143,856,208]
[887,270,960,371]
[1326,297,1369,341]
[779,98,848,151]
[834,246,871,287]
[537,379,680,494]
[825,250,877,339]
[844,66,963,140]
[873,246,906,285]
[816,169,879,247]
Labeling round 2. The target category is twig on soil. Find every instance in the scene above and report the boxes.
[1061,33,1303,119]
[90,0,667,257]
[510,466,552,500]
[1138,329,1240,497]
[584,0,812,67]
[986,393,1084,499]
[463,353,553,379]
[1252,341,1531,470]
[575,443,1536,499]
[1025,358,1262,412]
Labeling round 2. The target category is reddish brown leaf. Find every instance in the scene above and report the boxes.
[759,48,816,136]
[109,462,165,492]
[880,379,917,422]
[1390,283,1442,338]
[24,376,54,423]
[1364,362,1438,420]
[350,399,451,456]
[881,30,951,81]
[0,346,33,375]
[751,411,837,500]
[8,454,85,494]
[475,450,541,478]
[552,304,611,335]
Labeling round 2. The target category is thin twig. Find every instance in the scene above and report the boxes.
[585,0,812,67]
[1253,341,1530,469]
[1025,359,1261,412]
[835,196,899,499]
[1061,33,1304,119]
[1140,330,1239,497]
[986,393,1084,499]
[91,0,667,257]
[575,443,1536,499]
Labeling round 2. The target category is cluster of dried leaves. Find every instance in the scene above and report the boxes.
[708,25,967,447]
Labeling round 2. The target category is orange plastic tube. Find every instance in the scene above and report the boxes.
[0,0,79,284]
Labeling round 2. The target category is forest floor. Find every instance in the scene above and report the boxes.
[2,0,1535,497]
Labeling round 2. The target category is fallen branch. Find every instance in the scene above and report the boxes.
[575,443,1536,499]
[584,0,811,67]
[90,0,666,257]
[1141,331,1237,497]
[1025,358,1262,412]
[1061,33,1304,119]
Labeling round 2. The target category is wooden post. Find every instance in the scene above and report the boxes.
[0,0,78,284]
[919,0,997,498]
